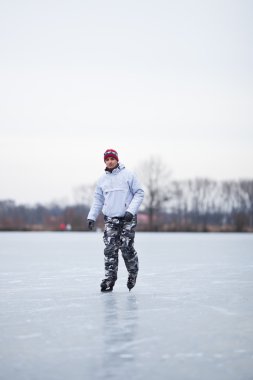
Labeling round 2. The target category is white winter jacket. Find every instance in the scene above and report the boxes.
[87,163,144,221]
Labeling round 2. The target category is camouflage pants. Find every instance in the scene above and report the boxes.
[103,216,139,281]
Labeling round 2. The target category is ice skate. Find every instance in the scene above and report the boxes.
[100,278,115,292]
[127,273,137,291]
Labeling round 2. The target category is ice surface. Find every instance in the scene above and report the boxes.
[0,232,253,380]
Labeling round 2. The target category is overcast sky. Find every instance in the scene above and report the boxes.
[0,0,252,204]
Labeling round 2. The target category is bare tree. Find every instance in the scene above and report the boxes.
[187,178,218,231]
[221,180,249,231]
[239,180,253,228]
[136,156,171,230]
[170,180,189,229]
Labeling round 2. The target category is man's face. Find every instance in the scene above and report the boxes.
[105,157,118,170]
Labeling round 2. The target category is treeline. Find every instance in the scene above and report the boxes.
[152,179,253,232]
[0,178,252,232]
[137,158,253,232]
[0,201,90,231]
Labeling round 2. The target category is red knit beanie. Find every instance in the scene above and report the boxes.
[104,149,119,162]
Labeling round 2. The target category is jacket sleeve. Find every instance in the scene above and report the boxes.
[127,174,144,216]
[87,183,104,221]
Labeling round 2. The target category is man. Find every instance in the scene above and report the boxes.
[87,149,144,292]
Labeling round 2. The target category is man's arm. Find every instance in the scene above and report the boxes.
[87,184,104,222]
[126,174,144,216]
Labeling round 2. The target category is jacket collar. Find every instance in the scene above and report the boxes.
[105,162,125,174]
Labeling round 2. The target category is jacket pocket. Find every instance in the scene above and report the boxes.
[103,188,128,216]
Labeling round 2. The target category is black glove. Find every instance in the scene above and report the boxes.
[124,212,133,222]
[88,219,95,230]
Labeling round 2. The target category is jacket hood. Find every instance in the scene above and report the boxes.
[105,162,125,174]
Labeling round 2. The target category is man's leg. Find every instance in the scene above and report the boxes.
[102,217,121,285]
[120,216,139,290]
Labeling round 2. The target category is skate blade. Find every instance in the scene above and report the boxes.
[101,287,113,292]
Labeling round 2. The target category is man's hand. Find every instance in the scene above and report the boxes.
[124,212,133,222]
[88,219,95,230]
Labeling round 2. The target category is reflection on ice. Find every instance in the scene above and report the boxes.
[101,294,138,377]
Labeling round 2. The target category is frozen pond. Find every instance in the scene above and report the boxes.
[0,232,253,380]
